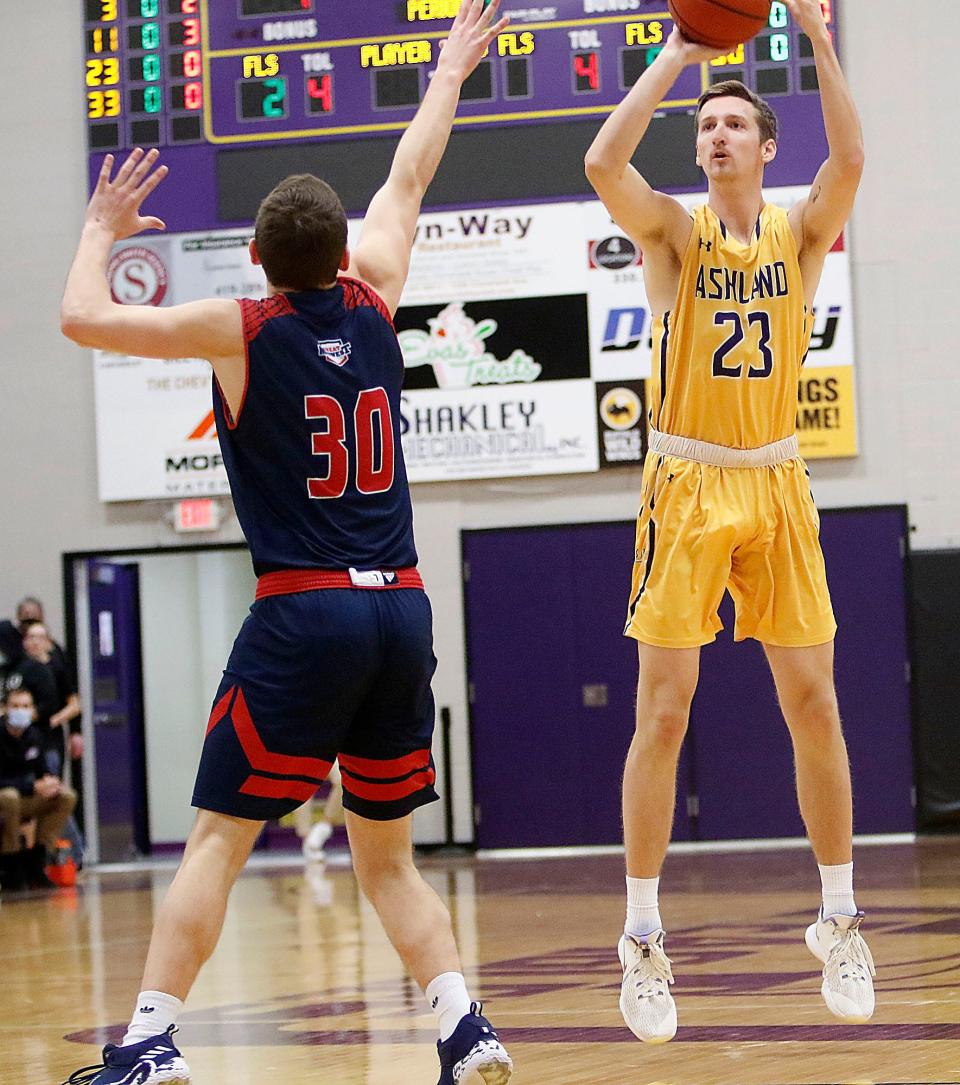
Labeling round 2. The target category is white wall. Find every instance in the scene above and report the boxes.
[138,554,204,843]
[138,550,257,843]
[2,3,958,843]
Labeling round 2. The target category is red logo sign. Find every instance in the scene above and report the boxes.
[108,246,169,306]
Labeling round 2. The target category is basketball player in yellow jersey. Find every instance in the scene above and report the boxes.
[586,0,874,1043]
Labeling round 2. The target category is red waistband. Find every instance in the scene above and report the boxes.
[256,567,423,600]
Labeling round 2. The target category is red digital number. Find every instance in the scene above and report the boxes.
[180,0,198,13]
[307,74,333,112]
[574,51,599,91]
[183,17,200,45]
[306,389,395,499]
[183,49,201,78]
[185,82,203,109]
[355,388,394,494]
[820,1,832,23]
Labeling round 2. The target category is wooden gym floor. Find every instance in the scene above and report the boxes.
[2,838,958,1084]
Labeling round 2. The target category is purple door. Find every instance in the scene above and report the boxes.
[464,507,914,848]
[88,560,149,860]
[823,507,914,833]
[464,523,693,848]
[691,507,915,838]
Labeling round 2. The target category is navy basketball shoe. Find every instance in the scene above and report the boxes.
[436,1003,512,1085]
[63,1026,191,1085]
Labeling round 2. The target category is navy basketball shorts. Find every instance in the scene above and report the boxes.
[192,581,439,822]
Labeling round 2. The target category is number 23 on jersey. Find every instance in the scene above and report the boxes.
[712,310,774,379]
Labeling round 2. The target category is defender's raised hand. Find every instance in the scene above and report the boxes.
[437,0,509,83]
[85,147,168,239]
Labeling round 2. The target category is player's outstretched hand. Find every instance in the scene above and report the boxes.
[661,26,729,67]
[85,147,169,240]
[782,0,830,41]
[437,0,509,84]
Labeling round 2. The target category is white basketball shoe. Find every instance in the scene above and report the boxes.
[617,930,677,1043]
[302,820,333,862]
[805,909,876,1023]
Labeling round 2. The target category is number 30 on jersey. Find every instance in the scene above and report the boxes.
[305,388,395,499]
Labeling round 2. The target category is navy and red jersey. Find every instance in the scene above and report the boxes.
[214,278,417,576]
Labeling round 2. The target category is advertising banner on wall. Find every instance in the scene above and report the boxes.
[93,354,230,502]
[94,230,258,502]
[93,188,857,500]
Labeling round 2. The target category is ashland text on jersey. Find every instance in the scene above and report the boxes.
[648,204,814,451]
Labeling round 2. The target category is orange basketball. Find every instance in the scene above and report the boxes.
[668,0,772,50]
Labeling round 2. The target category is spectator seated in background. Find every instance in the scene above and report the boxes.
[11,621,83,775]
[0,685,77,891]
[0,620,23,688]
[16,597,83,758]
[16,597,76,690]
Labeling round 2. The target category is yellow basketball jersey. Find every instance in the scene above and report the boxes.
[648,203,813,449]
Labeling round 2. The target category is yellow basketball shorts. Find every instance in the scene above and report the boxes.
[624,454,837,649]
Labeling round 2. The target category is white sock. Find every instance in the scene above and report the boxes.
[819,861,857,917]
[425,972,472,1042]
[625,875,662,939]
[122,990,184,1046]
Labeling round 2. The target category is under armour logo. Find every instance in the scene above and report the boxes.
[138,1006,156,1014]
[431,996,439,1009]
[699,238,713,252]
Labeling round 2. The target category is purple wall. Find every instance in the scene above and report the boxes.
[464,507,914,849]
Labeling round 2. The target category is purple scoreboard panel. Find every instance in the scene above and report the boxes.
[83,1,841,230]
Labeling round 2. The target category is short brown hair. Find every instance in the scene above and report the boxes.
[697,80,778,144]
[2,682,34,707]
[254,175,348,291]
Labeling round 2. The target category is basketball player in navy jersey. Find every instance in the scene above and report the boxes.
[60,4,512,1084]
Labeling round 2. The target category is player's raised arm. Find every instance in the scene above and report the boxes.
[348,0,509,315]
[60,149,241,360]
[584,29,721,254]
[786,0,864,264]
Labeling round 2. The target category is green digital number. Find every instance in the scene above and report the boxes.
[770,33,790,61]
[769,2,788,28]
[263,77,285,117]
[143,53,161,81]
[141,21,160,49]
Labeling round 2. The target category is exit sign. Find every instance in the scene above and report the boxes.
[174,498,220,533]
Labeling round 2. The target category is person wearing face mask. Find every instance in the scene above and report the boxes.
[0,685,77,891]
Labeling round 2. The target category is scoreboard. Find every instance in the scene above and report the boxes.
[83,0,841,230]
